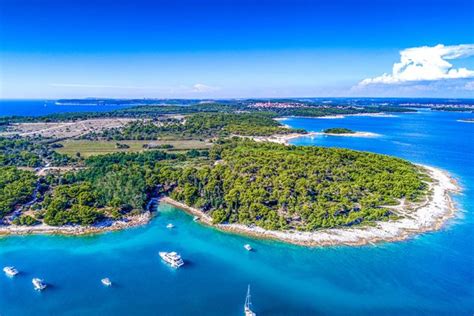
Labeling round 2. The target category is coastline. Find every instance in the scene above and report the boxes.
[160,165,460,247]
[0,212,152,236]
[274,112,399,120]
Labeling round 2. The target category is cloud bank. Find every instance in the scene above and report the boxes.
[360,44,474,85]
[192,83,220,93]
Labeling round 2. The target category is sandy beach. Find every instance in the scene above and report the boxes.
[0,212,152,236]
[160,165,460,247]
[250,132,318,144]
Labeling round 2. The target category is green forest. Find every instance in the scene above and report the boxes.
[0,167,37,218]
[168,140,430,230]
[0,136,72,167]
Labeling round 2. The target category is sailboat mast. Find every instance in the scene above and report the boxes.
[246,285,251,307]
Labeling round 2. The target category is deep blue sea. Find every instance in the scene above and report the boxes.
[1,102,473,315]
[0,100,134,116]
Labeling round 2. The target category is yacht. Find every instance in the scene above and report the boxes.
[244,244,253,251]
[193,216,200,222]
[32,278,47,291]
[101,278,112,287]
[244,285,256,316]
[166,223,175,229]
[159,251,184,268]
[3,266,19,277]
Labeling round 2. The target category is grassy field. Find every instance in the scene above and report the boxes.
[56,140,212,158]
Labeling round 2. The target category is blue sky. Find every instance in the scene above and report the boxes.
[1,0,473,99]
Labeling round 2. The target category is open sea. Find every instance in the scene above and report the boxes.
[0,101,473,315]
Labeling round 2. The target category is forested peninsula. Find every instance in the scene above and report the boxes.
[0,101,459,245]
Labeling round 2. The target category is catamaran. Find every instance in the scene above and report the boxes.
[244,284,256,316]
[159,251,184,268]
[3,266,19,277]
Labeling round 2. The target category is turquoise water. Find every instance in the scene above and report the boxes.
[1,109,473,315]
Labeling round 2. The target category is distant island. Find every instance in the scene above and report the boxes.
[323,128,355,134]
[0,100,460,246]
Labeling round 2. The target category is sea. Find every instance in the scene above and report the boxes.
[0,100,473,315]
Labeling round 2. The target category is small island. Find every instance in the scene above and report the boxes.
[323,128,355,134]
[321,127,380,138]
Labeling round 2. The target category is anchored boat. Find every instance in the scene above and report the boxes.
[101,278,112,287]
[32,278,47,291]
[244,284,256,316]
[3,266,19,277]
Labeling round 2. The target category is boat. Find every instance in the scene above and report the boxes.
[193,216,200,222]
[244,284,256,316]
[101,278,112,287]
[3,266,19,277]
[159,251,184,268]
[244,244,253,251]
[166,223,175,229]
[32,278,47,291]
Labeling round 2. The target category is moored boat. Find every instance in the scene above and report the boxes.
[32,278,47,291]
[166,223,175,229]
[101,278,112,286]
[244,244,253,251]
[159,251,184,268]
[3,266,19,277]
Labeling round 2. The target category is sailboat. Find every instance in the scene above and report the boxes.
[244,284,256,316]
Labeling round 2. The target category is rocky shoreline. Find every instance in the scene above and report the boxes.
[0,212,152,236]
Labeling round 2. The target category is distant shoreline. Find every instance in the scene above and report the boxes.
[161,165,460,247]
[275,113,399,120]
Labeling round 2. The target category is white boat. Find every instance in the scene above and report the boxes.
[32,278,47,291]
[3,266,19,277]
[244,244,253,251]
[193,216,200,222]
[166,223,175,229]
[244,284,256,316]
[101,278,112,287]
[159,251,184,268]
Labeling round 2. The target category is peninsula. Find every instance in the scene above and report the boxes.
[0,101,459,245]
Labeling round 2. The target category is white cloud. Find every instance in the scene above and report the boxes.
[50,83,156,89]
[191,83,219,93]
[359,44,474,85]
[464,81,474,91]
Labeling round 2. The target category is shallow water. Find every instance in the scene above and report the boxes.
[1,109,473,315]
